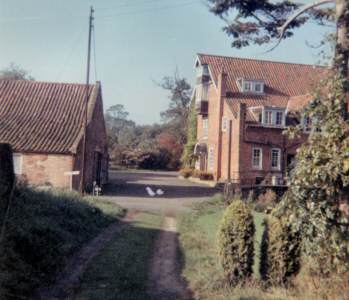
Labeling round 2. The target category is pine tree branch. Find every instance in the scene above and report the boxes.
[267,0,335,52]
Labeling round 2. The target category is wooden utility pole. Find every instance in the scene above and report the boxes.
[79,6,94,194]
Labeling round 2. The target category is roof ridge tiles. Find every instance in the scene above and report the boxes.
[197,53,327,68]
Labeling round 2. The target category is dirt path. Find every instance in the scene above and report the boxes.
[148,216,193,300]
[33,211,138,300]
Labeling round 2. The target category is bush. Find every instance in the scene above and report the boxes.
[121,149,171,170]
[254,189,277,213]
[192,170,214,181]
[179,168,194,178]
[0,144,15,215]
[259,216,301,285]
[218,200,255,285]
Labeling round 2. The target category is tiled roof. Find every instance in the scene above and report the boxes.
[197,54,326,115]
[0,80,98,154]
[287,94,312,113]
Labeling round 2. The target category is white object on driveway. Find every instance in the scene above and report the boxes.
[146,187,156,197]
[156,189,164,196]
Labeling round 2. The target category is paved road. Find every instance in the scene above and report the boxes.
[102,170,217,212]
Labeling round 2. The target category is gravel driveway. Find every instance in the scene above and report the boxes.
[102,170,216,212]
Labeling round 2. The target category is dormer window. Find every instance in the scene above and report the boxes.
[275,111,283,125]
[237,78,264,94]
[255,82,262,93]
[263,108,285,126]
[265,111,273,125]
[244,81,252,92]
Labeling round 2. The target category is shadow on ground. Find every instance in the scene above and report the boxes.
[105,170,217,199]
[74,215,194,300]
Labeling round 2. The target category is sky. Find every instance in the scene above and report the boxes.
[0,0,334,124]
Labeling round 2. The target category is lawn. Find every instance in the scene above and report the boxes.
[0,187,125,300]
[75,212,163,300]
[177,195,293,300]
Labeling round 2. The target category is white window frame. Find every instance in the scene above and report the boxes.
[271,148,281,170]
[275,111,284,126]
[244,81,252,92]
[262,109,285,126]
[254,82,262,93]
[302,115,312,132]
[264,110,273,125]
[196,83,209,102]
[238,79,264,93]
[222,117,228,132]
[203,118,209,138]
[252,148,262,170]
[208,147,214,171]
[13,153,23,175]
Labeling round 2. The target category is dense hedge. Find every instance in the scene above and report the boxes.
[218,200,255,285]
[0,144,15,215]
[260,216,301,285]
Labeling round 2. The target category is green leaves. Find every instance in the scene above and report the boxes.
[217,200,255,285]
[278,72,349,276]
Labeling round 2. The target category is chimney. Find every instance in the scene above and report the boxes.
[218,70,227,98]
[237,103,246,175]
[216,70,228,180]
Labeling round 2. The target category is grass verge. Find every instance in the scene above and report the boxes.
[0,187,125,300]
[75,211,163,300]
[177,195,296,300]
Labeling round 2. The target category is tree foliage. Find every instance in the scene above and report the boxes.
[159,71,192,145]
[275,73,349,275]
[182,100,197,168]
[0,63,34,81]
[207,0,333,49]
[218,200,255,285]
[0,144,15,216]
[260,216,301,285]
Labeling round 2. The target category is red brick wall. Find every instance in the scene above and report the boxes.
[22,153,73,188]
[73,91,108,191]
[200,98,307,184]
[195,73,307,184]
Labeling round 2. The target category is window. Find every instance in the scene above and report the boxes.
[13,153,23,175]
[238,79,264,93]
[303,116,311,132]
[271,148,281,170]
[196,64,209,78]
[263,109,284,126]
[275,111,283,125]
[254,83,262,92]
[208,147,214,171]
[252,148,262,169]
[196,84,209,101]
[222,117,228,132]
[264,111,273,125]
[244,81,252,92]
[203,118,208,137]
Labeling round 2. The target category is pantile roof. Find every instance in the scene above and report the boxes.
[197,54,327,118]
[0,80,99,154]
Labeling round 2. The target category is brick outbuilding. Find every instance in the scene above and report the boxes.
[193,53,326,187]
[0,80,108,191]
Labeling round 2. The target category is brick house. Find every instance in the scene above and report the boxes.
[193,53,326,187]
[0,80,108,191]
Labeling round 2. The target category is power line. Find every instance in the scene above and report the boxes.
[0,1,202,23]
[98,1,202,19]
[55,26,87,81]
[96,0,191,10]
